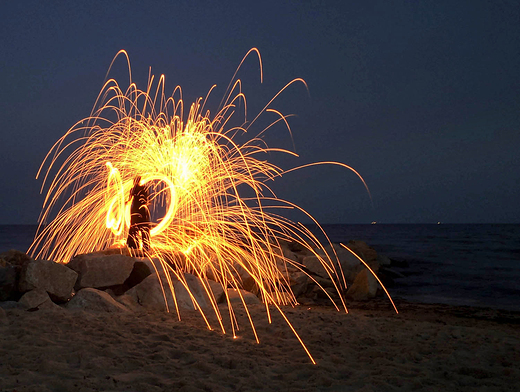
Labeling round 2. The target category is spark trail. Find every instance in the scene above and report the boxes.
[29,49,389,363]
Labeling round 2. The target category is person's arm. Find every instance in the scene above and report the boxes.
[127,185,135,204]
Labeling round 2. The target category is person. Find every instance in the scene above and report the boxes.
[126,175,151,251]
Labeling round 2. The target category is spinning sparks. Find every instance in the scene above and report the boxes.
[29,49,392,363]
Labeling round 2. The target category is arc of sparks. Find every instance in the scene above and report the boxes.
[29,49,397,364]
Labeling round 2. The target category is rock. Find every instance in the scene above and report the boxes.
[207,280,225,304]
[289,271,310,298]
[0,250,32,301]
[390,258,409,268]
[223,288,261,306]
[115,294,140,310]
[126,274,171,312]
[127,272,213,312]
[278,246,300,267]
[346,269,380,301]
[302,255,328,278]
[0,265,18,301]
[174,273,213,310]
[377,254,392,266]
[379,266,406,280]
[19,259,77,302]
[346,240,380,271]
[18,289,53,310]
[377,267,406,288]
[312,285,342,302]
[100,260,154,296]
[321,244,366,282]
[0,249,32,267]
[88,247,132,257]
[0,301,24,310]
[67,288,130,312]
[232,262,257,293]
[301,254,346,281]
[0,306,6,320]
[124,261,152,288]
[68,254,136,289]
[282,240,310,254]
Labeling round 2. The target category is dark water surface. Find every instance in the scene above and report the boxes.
[309,224,520,311]
[1,224,519,311]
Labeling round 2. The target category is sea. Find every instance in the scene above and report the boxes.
[1,224,519,312]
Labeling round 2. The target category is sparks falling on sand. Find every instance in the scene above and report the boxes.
[29,49,396,363]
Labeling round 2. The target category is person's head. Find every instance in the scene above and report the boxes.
[133,175,141,186]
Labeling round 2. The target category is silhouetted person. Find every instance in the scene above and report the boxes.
[126,175,151,251]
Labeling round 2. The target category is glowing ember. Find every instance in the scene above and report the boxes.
[29,49,395,363]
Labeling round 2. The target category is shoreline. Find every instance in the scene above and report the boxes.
[1,299,518,391]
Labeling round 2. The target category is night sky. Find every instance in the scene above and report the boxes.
[1,1,519,224]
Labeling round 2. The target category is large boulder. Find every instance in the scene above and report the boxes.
[67,288,129,312]
[307,242,382,285]
[0,250,32,301]
[289,271,310,298]
[302,255,328,278]
[346,269,380,301]
[280,240,313,261]
[127,272,216,312]
[19,259,77,302]
[206,279,225,305]
[377,254,392,266]
[345,240,380,272]
[126,274,173,311]
[0,249,32,267]
[0,265,18,301]
[276,246,301,268]
[323,243,362,268]
[67,254,136,289]
[301,253,351,283]
[231,261,258,294]
[223,288,261,306]
[321,244,366,281]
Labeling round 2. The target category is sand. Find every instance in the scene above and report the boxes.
[1,299,518,392]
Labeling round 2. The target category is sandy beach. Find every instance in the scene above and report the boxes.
[1,298,518,392]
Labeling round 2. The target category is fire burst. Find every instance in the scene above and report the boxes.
[29,49,393,363]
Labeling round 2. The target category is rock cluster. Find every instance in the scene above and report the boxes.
[0,240,395,314]
[267,239,392,305]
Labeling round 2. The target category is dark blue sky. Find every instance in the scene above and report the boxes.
[1,0,519,224]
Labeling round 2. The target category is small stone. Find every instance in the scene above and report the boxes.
[115,294,139,310]
[0,301,24,310]
[18,289,53,310]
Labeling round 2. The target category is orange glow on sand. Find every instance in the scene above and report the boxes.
[29,49,396,364]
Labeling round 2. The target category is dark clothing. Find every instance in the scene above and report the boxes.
[126,182,151,251]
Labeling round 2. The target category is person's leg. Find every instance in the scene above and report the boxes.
[127,225,139,248]
[142,224,151,251]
